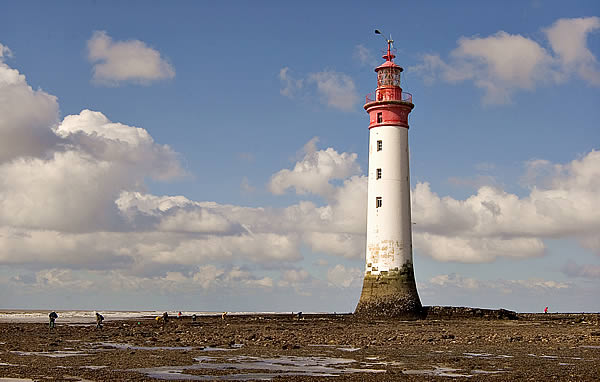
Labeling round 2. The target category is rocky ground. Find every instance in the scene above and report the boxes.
[0,309,599,381]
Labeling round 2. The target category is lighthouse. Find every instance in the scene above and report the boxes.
[354,35,422,318]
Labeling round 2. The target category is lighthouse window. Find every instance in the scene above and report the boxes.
[377,140,382,151]
[376,197,382,208]
[377,112,382,123]
[376,168,382,179]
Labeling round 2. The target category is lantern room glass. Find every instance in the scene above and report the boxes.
[377,67,401,87]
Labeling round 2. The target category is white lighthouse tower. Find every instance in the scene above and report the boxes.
[355,34,422,318]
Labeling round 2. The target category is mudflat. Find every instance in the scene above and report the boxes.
[0,309,599,381]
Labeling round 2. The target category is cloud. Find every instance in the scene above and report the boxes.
[562,260,600,279]
[425,273,569,292]
[34,269,95,290]
[544,17,600,85]
[410,17,600,103]
[429,273,481,289]
[353,44,377,67]
[0,48,60,163]
[411,150,600,262]
[279,68,359,111]
[269,137,362,198]
[8,266,274,294]
[303,232,364,259]
[308,71,359,111]
[278,268,311,288]
[419,273,583,311]
[0,43,13,59]
[87,31,175,85]
[327,264,362,288]
[0,109,183,232]
[240,176,255,193]
[279,67,303,97]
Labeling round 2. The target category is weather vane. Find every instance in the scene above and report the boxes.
[374,29,395,61]
[375,29,393,48]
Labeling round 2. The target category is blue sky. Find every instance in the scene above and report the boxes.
[0,1,598,313]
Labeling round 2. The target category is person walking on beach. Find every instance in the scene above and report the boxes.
[95,312,104,329]
[221,311,228,320]
[178,311,182,319]
[48,311,58,330]
[162,312,169,324]
[544,306,549,314]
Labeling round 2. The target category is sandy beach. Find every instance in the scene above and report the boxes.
[0,309,599,381]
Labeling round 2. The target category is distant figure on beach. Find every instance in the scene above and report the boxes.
[297,311,303,320]
[178,311,182,319]
[48,311,58,329]
[544,306,549,314]
[222,312,228,320]
[95,312,104,329]
[192,314,197,322]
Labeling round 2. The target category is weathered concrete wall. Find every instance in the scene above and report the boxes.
[364,126,413,275]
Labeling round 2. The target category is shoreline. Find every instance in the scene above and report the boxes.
[2,306,598,324]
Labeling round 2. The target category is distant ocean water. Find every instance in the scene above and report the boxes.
[0,310,301,323]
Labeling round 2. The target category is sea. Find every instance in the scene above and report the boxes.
[0,310,290,323]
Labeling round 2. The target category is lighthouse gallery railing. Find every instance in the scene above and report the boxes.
[365,92,412,104]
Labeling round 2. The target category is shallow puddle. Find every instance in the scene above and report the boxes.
[132,354,385,380]
[10,350,90,358]
[95,342,194,351]
[337,347,361,352]
[463,352,493,357]
[402,366,473,378]
[93,342,241,352]
[471,369,506,375]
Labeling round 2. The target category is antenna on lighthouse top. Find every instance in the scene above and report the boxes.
[374,29,395,61]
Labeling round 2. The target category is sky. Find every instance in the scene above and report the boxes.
[0,1,598,313]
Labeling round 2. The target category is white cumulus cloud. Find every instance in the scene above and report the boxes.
[327,264,362,288]
[544,16,600,85]
[88,30,175,85]
[410,17,600,103]
[269,137,361,198]
[0,48,60,163]
[0,43,13,58]
[412,150,600,262]
[279,68,359,111]
[0,109,183,233]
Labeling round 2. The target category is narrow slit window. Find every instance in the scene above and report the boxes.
[377,140,382,151]
[376,112,383,123]
[376,168,382,179]
[376,197,382,208]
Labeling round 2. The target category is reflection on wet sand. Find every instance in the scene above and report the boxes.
[132,354,385,380]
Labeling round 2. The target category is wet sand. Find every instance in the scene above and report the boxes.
[0,309,599,381]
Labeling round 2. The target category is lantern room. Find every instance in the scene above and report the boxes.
[364,40,414,129]
[377,64,402,88]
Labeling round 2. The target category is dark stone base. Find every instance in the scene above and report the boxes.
[422,306,518,320]
[354,263,423,319]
